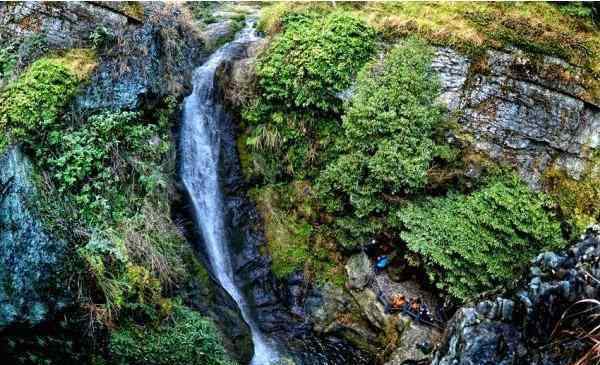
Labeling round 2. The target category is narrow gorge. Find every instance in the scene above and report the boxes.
[0,2,599,365]
[179,19,280,365]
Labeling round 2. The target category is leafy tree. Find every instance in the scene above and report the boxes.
[317,37,444,247]
[393,174,565,300]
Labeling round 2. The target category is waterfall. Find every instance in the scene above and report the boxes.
[179,21,279,365]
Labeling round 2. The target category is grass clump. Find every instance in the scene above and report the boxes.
[394,174,565,301]
[110,305,235,365]
[256,11,376,112]
[359,2,600,74]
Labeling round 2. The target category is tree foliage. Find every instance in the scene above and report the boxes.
[317,37,444,247]
[394,174,565,300]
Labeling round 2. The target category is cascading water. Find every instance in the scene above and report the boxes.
[179,21,279,365]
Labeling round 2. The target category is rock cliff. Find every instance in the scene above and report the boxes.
[0,146,67,329]
[433,227,600,365]
[432,47,599,188]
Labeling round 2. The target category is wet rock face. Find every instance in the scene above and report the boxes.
[432,228,600,365]
[0,2,205,112]
[432,47,599,188]
[0,2,129,48]
[0,147,66,329]
[75,4,204,112]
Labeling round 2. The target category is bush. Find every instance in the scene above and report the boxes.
[317,37,444,246]
[90,26,116,50]
[393,174,565,300]
[39,109,171,223]
[110,306,234,365]
[256,11,376,112]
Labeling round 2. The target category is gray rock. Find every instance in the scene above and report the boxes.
[385,319,442,365]
[345,252,374,290]
[0,146,67,328]
[432,229,600,365]
[0,2,205,112]
[0,2,128,49]
[431,47,471,110]
[433,47,599,188]
[432,308,526,365]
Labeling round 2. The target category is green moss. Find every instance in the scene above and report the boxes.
[251,185,311,279]
[110,305,235,365]
[544,158,600,237]
[252,182,345,286]
[0,59,78,147]
[0,49,96,150]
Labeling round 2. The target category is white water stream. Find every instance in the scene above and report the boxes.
[179,21,279,365]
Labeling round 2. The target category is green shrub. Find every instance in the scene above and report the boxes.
[242,104,339,182]
[90,26,116,50]
[256,11,376,112]
[393,174,565,300]
[110,306,234,365]
[317,37,444,246]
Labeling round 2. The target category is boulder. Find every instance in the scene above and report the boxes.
[385,319,442,365]
[0,146,67,329]
[345,252,374,290]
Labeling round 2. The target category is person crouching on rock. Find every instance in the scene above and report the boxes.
[390,294,406,312]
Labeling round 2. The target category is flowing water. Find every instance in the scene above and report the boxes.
[179,21,280,365]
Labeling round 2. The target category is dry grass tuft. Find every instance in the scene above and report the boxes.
[48,48,97,81]
[117,202,187,290]
[554,298,600,365]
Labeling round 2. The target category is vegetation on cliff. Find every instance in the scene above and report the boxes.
[239,2,586,301]
[317,37,444,248]
[0,5,233,363]
[110,305,234,365]
[395,174,565,300]
[1,1,598,363]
